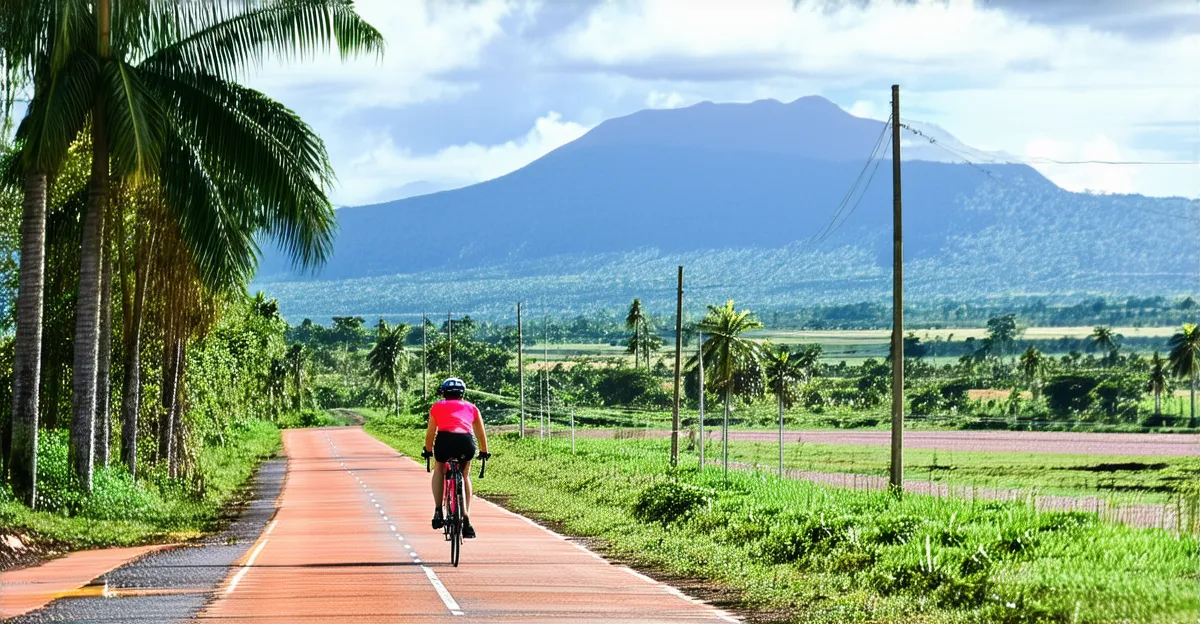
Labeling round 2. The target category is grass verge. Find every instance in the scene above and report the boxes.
[367,416,1199,624]
[0,420,280,552]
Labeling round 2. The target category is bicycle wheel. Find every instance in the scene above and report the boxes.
[451,471,465,566]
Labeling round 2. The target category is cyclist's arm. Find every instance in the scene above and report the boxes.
[424,411,437,452]
[472,410,488,454]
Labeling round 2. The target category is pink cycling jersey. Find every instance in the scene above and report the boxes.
[431,399,480,434]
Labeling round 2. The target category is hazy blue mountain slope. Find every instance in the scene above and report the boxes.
[254,97,1198,321]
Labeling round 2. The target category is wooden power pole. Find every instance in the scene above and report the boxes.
[889,84,905,492]
[517,302,525,438]
[671,266,683,466]
[447,311,453,375]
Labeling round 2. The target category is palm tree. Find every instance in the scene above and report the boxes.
[367,320,409,415]
[763,344,805,477]
[1019,346,1044,398]
[2,0,93,505]
[1167,323,1200,427]
[12,0,382,488]
[1146,351,1167,419]
[1090,326,1120,366]
[695,301,764,482]
[625,298,645,369]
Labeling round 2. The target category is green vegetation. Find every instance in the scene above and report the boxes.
[291,308,1198,436]
[0,420,278,549]
[367,419,1200,624]
[0,0,382,537]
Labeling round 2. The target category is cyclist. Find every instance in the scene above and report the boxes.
[422,378,489,538]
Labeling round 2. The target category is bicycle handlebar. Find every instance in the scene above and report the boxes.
[478,456,488,479]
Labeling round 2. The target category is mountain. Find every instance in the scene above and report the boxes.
[255,97,1198,321]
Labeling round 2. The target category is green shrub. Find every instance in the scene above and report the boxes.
[631,480,712,525]
[870,514,923,545]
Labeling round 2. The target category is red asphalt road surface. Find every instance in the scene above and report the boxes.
[198,427,736,623]
[575,428,1200,457]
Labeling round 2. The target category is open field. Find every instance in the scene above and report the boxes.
[367,417,1200,623]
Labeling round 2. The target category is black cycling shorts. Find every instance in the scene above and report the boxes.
[433,431,476,463]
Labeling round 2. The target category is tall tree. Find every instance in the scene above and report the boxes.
[625,298,644,369]
[367,319,408,414]
[4,0,92,505]
[1019,346,1044,398]
[694,300,763,482]
[985,314,1021,362]
[1146,351,1167,419]
[72,1,380,484]
[763,344,808,477]
[284,343,307,411]
[1167,323,1199,426]
[1090,326,1120,366]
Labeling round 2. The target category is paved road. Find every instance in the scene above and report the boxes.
[573,428,1200,457]
[197,427,735,623]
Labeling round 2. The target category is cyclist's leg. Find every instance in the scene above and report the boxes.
[431,460,445,506]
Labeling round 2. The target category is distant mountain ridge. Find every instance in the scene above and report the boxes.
[255,96,1198,321]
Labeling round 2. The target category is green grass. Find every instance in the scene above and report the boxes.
[277,408,357,428]
[367,417,1198,623]
[0,420,280,549]
[721,440,1200,505]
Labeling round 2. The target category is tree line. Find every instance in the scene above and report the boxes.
[0,1,382,507]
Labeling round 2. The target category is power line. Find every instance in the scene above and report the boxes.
[807,115,893,245]
[900,125,1197,221]
[816,133,892,245]
[899,123,1199,167]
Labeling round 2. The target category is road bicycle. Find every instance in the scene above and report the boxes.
[426,451,489,567]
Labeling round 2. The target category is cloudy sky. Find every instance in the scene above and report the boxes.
[247,0,1200,206]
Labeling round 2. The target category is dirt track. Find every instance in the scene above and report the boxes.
[571,428,1200,457]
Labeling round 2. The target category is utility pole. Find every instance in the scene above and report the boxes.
[517,302,525,438]
[889,84,905,492]
[447,311,453,375]
[421,311,427,401]
[698,331,705,470]
[671,266,683,466]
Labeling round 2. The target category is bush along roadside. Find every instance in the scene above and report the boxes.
[0,420,280,558]
[367,416,1199,624]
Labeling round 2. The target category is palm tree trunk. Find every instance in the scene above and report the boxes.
[723,386,730,484]
[168,341,186,478]
[778,390,784,478]
[120,224,150,477]
[71,111,109,492]
[1154,389,1161,417]
[93,241,114,468]
[1191,376,1196,428]
[157,337,180,464]
[10,170,48,506]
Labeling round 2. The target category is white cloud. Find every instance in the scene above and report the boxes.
[334,112,591,205]
[847,100,879,120]
[545,0,1199,198]
[247,0,515,110]
[645,90,689,109]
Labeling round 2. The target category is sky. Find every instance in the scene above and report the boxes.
[246,0,1200,207]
